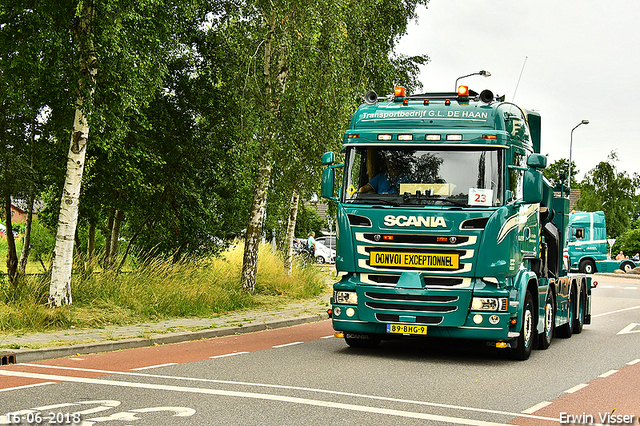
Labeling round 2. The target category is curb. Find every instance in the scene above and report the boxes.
[9,313,327,364]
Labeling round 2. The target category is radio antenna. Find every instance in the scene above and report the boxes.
[512,56,528,101]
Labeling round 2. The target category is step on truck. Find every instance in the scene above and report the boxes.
[568,210,639,273]
[321,85,591,360]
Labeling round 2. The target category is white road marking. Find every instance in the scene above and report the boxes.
[130,363,177,371]
[624,287,638,290]
[0,382,55,392]
[0,369,525,426]
[617,323,640,335]
[320,335,334,339]
[564,383,588,393]
[210,352,249,359]
[592,305,640,318]
[627,358,640,365]
[272,341,303,348]
[598,370,618,378]
[6,364,560,423]
[521,401,551,414]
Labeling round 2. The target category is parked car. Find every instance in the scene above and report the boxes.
[316,235,336,250]
[314,241,335,264]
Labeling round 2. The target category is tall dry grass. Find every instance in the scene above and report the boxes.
[0,241,328,334]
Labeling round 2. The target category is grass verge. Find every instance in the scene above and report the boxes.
[0,242,330,338]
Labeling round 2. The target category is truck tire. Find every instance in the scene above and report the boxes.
[556,289,575,338]
[537,291,555,350]
[511,291,534,360]
[579,259,596,274]
[315,256,325,264]
[620,261,635,273]
[573,287,586,334]
[344,333,381,349]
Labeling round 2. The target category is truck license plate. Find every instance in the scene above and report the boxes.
[370,251,459,269]
[386,324,427,335]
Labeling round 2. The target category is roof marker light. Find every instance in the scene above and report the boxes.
[446,135,463,141]
[445,99,451,106]
[425,135,441,141]
[377,134,392,141]
[482,135,497,139]
[398,134,413,141]
[347,134,360,139]
[424,99,429,105]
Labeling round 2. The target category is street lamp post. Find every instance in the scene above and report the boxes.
[568,120,589,189]
[454,70,491,90]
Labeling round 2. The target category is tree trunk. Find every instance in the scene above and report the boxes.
[283,188,300,275]
[241,149,273,292]
[87,222,95,261]
[17,194,34,275]
[109,209,124,266]
[48,2,96,307]
[4,195,18,285]
[103,209,114,265]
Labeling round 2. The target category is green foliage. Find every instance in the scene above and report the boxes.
[542,157,578,189]
[576,151,636,238]
[294,203,327,239]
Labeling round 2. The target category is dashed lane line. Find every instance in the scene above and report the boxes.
[598,370,618,378]
[564,383,588,394]
[521,401,551,414]
[5,364,560,424]
[272,342,303,348]
[209,352,249,359]
[130,363,177,371]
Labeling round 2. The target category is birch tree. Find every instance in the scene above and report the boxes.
[46,0,199,306]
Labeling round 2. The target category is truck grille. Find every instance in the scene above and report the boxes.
[365,301,457,313]
[365,292,458,303]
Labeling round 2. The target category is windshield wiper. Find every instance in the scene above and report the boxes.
[348,197,400,207]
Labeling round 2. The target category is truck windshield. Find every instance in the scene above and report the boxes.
[343,146,504,207]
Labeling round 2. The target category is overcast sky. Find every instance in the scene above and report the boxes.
[396,0,640,183]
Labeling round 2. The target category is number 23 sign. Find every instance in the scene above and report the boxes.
[468,188,493,206]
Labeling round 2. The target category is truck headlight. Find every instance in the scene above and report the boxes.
[471,297,508,312]
[334,291,358,305]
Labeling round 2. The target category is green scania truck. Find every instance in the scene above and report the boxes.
[321,85,591,360]
[568,210,639,273]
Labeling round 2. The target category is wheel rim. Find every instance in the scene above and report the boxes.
[523,308,533,347]
[545,301,553,337]
[585,264,592,274]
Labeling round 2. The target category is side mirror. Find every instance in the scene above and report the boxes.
[523,168,543,204]
[321,167,336,200]
[322,152,335,166]
[526,153,547,170]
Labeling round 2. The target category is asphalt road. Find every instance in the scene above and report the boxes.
[1,274,639,425]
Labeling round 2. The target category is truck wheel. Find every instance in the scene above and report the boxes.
[556,289,575,338]
[573,288,585,334]
[344,334,381,349]
[511,291,534,360]
[537,291,555,350]
[579,259,596,274]
[621,261,634,273]
[315,256,325,264]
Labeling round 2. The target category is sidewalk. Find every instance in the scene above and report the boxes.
[0,292,332,364]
